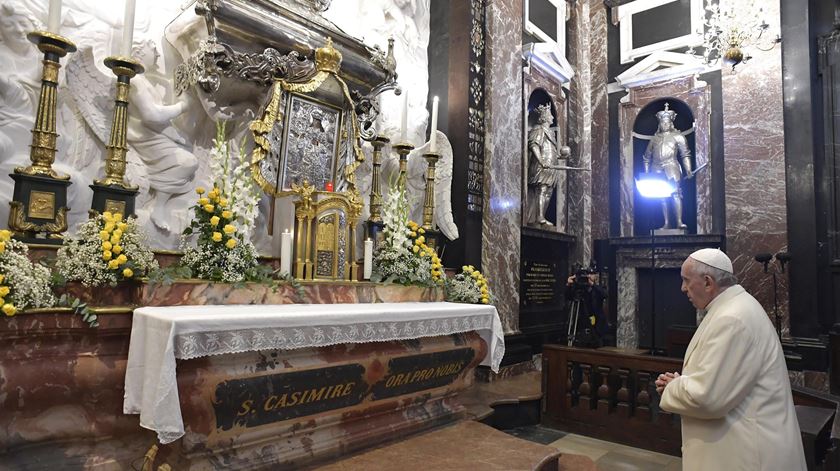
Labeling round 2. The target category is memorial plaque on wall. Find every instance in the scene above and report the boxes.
[519,229,572,333]
[522,260,560,307]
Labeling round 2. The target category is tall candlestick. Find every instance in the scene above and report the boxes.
[400,90,408,142]
[363,238,373,280]
[556,125,562,149]
[429,96,439,152]
[280,229,292,274]
[120,0,137,57]
[47,0,62,34]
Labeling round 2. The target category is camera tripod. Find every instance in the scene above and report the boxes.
[566,295,586,347]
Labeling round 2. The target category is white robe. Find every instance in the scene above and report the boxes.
[660,285,806,471]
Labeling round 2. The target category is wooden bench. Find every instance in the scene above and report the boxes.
[311,420,562,471]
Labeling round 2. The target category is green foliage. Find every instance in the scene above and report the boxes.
[57,294,98,328]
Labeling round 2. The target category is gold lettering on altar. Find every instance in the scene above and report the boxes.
[383,361,465,388]
[261,382,357,411]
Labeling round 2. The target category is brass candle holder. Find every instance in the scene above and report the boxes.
[8,31,76,242]
[392,142,414,186]
[90,56,144,218]
[421,152,440,231]
[368,136,389,223]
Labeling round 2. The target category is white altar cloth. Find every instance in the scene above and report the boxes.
[123,302,505,444]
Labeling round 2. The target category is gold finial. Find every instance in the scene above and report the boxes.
[315,37,342,74]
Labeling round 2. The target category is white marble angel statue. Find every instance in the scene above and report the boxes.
[0,1,41,160]
[379,129,458,241]
[66,39,199,232]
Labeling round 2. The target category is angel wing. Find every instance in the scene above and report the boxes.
[65,45,114,144]
[405,130,458,240]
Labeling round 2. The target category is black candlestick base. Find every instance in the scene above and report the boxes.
[8,172,71,244]
[89,183,138,218]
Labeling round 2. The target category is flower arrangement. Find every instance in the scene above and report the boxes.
[0,230,55,315]
[55,211,158,286]
[445,265,492,304]
[371,180,443,286]
[406,220,444,283]
[179,121,260,283]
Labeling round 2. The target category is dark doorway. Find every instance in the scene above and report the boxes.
[637,267,696,352]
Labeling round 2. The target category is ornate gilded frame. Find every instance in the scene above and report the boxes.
[250,39,366,197]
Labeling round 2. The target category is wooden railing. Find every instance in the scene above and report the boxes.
[542,345,684,456]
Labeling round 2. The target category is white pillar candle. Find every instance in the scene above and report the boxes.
[400,90,408,142]
[280,229,292,274]
[429,96,439,153]
[363,238,373,280]
[556,125,562,148]
[120,0,137,57]
[47,0,62,34]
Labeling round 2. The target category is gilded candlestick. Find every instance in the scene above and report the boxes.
[368,136,389,223]
[96,56,144,189]
[17,31,76,179]
[8,31,76,242]
[421,152,439,231]
[392,142,414,186]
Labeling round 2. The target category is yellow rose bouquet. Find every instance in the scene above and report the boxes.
[0,229,56,316]
[179,122,260,282]
[445,265,493,305]
[56,211,158,286]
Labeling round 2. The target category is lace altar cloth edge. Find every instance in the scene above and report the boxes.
[122,302,505,444]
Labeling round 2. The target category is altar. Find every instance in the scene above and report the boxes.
[125,302,504,469]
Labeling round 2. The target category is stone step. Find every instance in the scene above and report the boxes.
[311,420,561,471]
[461,369,543,422]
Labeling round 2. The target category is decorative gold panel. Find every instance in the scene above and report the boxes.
[28,191,55,219]
[104,199,126,216]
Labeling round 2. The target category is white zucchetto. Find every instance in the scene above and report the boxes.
[688,248,734,274]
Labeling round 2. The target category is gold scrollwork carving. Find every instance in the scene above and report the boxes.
[9,201,68,234]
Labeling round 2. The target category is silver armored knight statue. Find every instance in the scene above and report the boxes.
[527,104,570,226]
[643,103,693,230]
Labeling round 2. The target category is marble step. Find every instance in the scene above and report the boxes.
[461,369,543,421]
[310,420,561,471]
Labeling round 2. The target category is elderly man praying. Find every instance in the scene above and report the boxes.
[655,248,805,471]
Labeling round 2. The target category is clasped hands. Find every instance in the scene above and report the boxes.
[655,371,681,394]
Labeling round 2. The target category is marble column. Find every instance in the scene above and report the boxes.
[589,0,610,242]
[721,0,789,334]
[567,0,594,264]
[616,266,638,348]
[483,0,523,334]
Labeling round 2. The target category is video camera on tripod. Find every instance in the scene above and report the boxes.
[566,262,600,347]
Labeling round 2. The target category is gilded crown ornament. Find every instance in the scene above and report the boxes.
[315,37,342,73]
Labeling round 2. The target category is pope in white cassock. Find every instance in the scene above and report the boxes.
[656,248,806,471]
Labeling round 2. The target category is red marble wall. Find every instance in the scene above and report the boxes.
[721,0,790,334]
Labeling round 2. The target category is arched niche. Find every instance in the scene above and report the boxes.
[524,88,563,229]
[631,98,697,235]
[618,75,712,237]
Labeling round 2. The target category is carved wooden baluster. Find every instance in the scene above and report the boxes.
[616,368,631,419]
[578,363,592,410]
[565,360,575,408]
[635,371,652,421]
[597,366,612,414]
